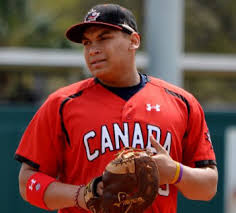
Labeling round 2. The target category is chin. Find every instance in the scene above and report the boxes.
[91,68,109,78]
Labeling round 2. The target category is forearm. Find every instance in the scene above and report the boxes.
[44,181,87,210]
[19,163,88,210]
[150,136,218,201]
[175,165,218,201]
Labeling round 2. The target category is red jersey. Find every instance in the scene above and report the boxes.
[15,76,216,213]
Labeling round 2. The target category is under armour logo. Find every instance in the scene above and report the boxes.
[29,179,36,191]
[146,104,160,111]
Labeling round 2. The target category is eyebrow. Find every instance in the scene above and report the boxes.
[82,29,115,41]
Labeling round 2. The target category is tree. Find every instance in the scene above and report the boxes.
[185,0,236,53]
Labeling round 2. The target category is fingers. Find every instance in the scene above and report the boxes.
[150,135,167,154]
[96,181,103,196]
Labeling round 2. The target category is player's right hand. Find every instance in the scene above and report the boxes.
[83,176,103,212]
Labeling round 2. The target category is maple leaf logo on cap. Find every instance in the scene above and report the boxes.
[85,9,100,22]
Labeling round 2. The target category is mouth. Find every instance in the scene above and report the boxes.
[90,59,106,65]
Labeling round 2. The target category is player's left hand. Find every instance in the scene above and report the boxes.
[150,135,177,185]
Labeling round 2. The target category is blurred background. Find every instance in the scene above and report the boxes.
[0,0,236,212]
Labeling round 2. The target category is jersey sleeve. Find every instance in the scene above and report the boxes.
[182,95,216,168]
[15,94,65,177]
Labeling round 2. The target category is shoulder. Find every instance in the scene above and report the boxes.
[148,76,196,102]
[47,78,95,102]
[29,78,96,123]
[40,78,96,110]
[148,76,203,116]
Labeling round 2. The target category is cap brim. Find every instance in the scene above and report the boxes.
[65,21,123,43]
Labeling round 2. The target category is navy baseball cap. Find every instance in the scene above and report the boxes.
[66,4,138,43]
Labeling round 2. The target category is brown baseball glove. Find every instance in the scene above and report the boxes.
[84,147,159,213]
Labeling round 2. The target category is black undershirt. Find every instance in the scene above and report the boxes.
[95,73,148,101]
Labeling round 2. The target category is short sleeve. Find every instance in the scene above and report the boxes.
[15,95,65,177]
[182,95,216,168]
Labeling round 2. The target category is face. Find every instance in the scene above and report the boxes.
[81,25,133,81]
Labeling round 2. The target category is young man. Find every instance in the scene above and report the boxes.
[15,3,218,213]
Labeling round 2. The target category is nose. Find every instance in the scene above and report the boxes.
[89,46,101,56]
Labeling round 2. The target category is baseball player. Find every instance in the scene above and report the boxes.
[15,3,218,213]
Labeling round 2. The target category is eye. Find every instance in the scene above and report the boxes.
[82,40,91,46]
[100,35,113,41]
[99,37,108,41]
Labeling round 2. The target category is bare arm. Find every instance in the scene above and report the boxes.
[18,163,88,210]
[175,164,218,200]
[150,135,218,201]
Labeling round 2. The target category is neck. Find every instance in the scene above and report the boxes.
[98,69,140,87]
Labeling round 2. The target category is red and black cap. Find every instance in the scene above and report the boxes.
[66,4,138,43]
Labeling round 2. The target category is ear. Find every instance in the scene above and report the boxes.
[129,32,140,50]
